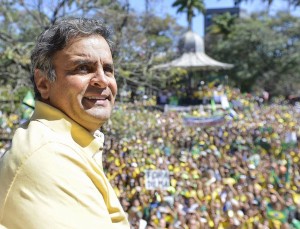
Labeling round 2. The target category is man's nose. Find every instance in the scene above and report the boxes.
[90,68,109,87]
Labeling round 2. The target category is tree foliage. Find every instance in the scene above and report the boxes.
[172,0,205,30]
[206,12,300,96]
[234,0,300,11]
[208,12,237,38]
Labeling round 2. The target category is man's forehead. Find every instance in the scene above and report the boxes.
[58,36,113,58]
[65,35,111,50]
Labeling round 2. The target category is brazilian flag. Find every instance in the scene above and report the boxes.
[211,99,216,113]
[266,204,288,223]
[23,90,35,109]
[21,91,35,120]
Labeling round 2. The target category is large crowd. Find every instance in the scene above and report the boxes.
[1,86,299,228]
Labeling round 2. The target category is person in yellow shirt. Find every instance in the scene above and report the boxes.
[0,18,130,228]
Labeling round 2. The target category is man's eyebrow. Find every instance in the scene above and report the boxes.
[104,63,114,70]
[70,59,96,66]
[70,59,114,68]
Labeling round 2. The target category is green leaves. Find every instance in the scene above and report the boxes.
[206,12,300,95]
[172,0,205,30]
[209,12,237,37]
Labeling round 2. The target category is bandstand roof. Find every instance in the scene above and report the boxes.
[154,31,233,71]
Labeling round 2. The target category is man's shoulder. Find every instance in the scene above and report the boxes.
[13,119,60,151]
[0,119,85,198]
[1,119,73,171]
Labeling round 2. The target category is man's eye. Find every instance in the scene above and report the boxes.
[104,66,114,75]
[76,65,90,73]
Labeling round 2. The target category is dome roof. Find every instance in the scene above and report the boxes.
[178,31,204,55]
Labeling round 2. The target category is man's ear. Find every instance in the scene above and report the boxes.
[34,69,51,100]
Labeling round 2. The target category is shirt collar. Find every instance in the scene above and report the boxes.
[31,101,104,154]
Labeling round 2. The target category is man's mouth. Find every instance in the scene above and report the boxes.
[86,96,106,100]
[83,95,111,107]
[85,95,110,101]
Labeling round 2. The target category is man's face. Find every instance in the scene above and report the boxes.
[41,35,117,132]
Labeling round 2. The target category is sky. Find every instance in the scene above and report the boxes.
[128,0,299,37]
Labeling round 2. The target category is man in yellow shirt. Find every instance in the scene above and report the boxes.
[0,18,130,228]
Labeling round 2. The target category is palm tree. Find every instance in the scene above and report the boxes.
[262,0,274,13]
[290,0,300,7]
[233,0,275,12]
[172,0,205,31]
[208,12,237,38]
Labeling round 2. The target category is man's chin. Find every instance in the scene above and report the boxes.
[90,111,112,122]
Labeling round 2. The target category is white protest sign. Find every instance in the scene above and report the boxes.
[221,95,230,109]
[145,170,170,190]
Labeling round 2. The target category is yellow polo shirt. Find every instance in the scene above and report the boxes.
[0,101,129,229]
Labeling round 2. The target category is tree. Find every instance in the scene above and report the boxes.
[233,0,274,6]
[206,12,300,96]
[172,0,205,30]
[289,0,300,7]
[207,12,237,38]
[233,0,300,11]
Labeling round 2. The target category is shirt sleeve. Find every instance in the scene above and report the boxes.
[1,142,123,229]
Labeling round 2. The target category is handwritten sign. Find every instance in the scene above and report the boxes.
[145,170,170,190]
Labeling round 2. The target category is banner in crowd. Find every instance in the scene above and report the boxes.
[182,115,225,127]
[145,170,170,190]
[164,105,192,113]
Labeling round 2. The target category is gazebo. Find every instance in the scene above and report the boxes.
[153,31,233,105]
[154,30,233,71]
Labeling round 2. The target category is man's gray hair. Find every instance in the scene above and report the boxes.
[30,17,114,99]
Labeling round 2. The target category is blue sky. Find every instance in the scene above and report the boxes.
[128,0,298,36]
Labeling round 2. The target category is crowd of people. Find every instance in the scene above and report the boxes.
[1,86,300,228]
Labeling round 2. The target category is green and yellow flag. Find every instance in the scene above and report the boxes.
[211,99,216,113]
[21,91,35,120]
[23,90,35,109]
[266,204,288,223]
